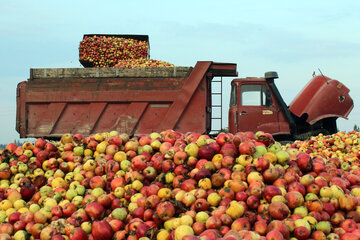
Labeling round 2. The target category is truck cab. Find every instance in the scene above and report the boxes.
[228,74,291,136]
[228,72,353,140]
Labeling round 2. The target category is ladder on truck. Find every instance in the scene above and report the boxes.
[210,77,223,134]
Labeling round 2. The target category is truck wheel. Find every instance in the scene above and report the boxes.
[294,128,330,141]
[311,128,330,137]
[279,140,293,145]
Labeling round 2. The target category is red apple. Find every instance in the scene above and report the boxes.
[192,222,206,235]
[62,202,77,217]
[91,220,113,240]
[85,202,105,220]
[238,141,256,155]
[266,230,284,240]
[294,226,311,240]
[68,227,88,240]
[263,185,282,203]
[198,145,216,160]
[156,202,175,221]
[231,217,251,231]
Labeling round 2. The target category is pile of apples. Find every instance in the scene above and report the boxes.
[1,130,360,240]
[79,35,173,68]
[113,59,174,68]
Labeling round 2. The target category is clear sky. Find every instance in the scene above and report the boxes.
[1,1,360,144]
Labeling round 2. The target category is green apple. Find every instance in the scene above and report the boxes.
[81,221,92,234]
[66,189,78,201]
[29,204,41,213]
[300,174,315,187]
[73,167,82,174]
[34,168,44,176]
[91,188,105,198]
[142,145,153,153]
[65,172,74,182]
[320,187,333,198]
[196,136,207,147]
[10,166,18,175]
[53,192,62,203]
[13,173,25,185]
[305,193,319,201]
[18,163,29,173]
[195,211,209,223]
[73,146,84,156]
[294,206,308,217]
[255,145,267,156]
[175,225,194,240]
[72,196,83,208]
[74,173,84,182]
[0,210,6,223]
[44,198,57,209]
[115,170,125,177]
[120,133,129,143]
[0,163,9,168]
[295,219,311,232]
[83,160,96,171]
[137,146,144,155]
[112,208,127,221]
[287,148,299,156]
[341,162,350,171]
[13,230,28,240]
[252,151,262,159]
[150,132,161,140]
[150,140,161,150]
[232,164,244,172]
[75,185,86,196]
[54,169,65,178]
[276,150,290,165]
[120,160,131,171]
[0,180,9,189]
[109,130,119,137]
[69,181,80,190]
[23,149,33,158]
[44,170,54,179]
[316,221,331,234]
[9,183,18,189]
[330,185,344,199]
[185,143,199,157]
[43,205,52,212]
[114,187,125,198]
[40,186,53,197]
[327,233,340,240]
[268,142,282,154]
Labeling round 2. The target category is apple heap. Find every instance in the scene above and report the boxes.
[1,130,360,240]
[113,58,174,68]
[79,35,174,68]
[79,35,148,67]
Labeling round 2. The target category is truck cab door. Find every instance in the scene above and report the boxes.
[228,83,238,133]
[236,83,281,134]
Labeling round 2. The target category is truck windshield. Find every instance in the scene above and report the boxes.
[230,84,237,106]
[241,84,267,106]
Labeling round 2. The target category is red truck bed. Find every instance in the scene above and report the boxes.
[16,61,237,138]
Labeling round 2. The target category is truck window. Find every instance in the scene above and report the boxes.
[230,84,237,106]
[241,84,267,106]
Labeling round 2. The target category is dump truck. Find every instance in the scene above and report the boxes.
[16,61,353,140]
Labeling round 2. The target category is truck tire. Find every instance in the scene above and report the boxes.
[295,128,330,141]
[312,128,330,137]
[279,140,293,145]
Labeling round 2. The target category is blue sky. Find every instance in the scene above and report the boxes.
[1,1,360,143]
